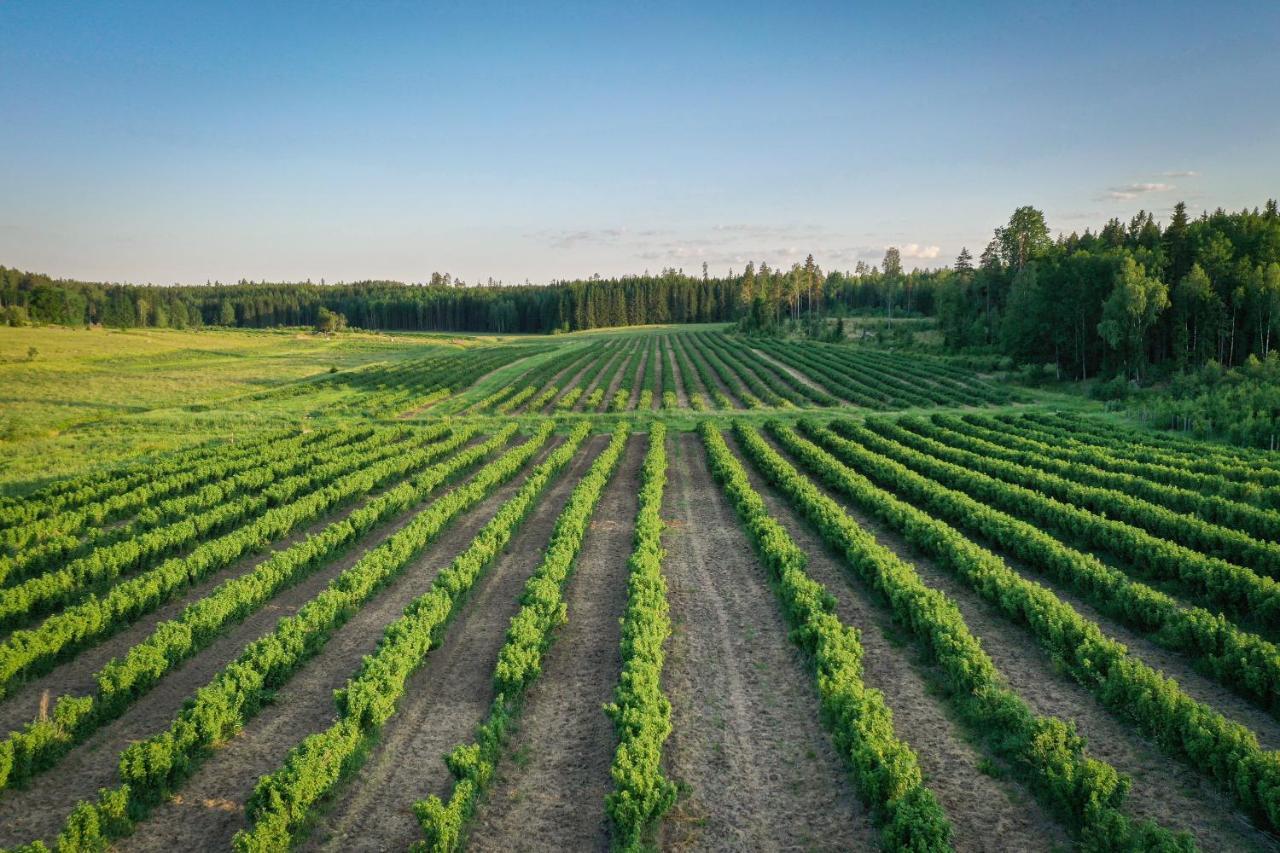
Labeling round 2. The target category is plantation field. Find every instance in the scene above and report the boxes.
[0,325,1277,852]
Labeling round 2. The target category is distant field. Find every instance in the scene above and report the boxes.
[0,324,1277,852]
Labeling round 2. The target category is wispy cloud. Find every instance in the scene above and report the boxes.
[1102,182,1175,201]
[1160,170,1200,178]
[897,243,941,260]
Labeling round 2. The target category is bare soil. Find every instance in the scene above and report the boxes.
[759,432,1279,852]
[0,430,460,736]
[750,347,838,399]
[540,351,598,413]
[657,432,876,852]
[663,338,689,408]
[626,346,648,411]
[300,435,612,852]
[464,435,643,851]
[572,347,625,413]
[0,438,555,850]
[727,432,1067,852]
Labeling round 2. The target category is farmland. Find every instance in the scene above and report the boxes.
[0,323,1277,853]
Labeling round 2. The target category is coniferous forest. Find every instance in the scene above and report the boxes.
[5,201,1279,383]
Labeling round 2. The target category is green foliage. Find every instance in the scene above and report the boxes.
[232,421,593,851]
[701,422,953,851]
[414,422,630,852]
[732,422,1192,848]
[604,423,676,850]
[789,419,1280,835]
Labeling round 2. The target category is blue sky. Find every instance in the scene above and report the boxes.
[2,1,1277,284]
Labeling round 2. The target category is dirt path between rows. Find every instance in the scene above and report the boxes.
[626,347,649,411]
[663,338,689,408]
[573,347,625,413]
[111,438,593,853]
[726,433,1066,852]
[594,342,636,413]
[684,337,743,410]
[670,336,709,407]
[512,349,591,416]
[657,432,875,851]
[0,437,549,850]
[758,432,1279,852]
[649,340,663,410]
[465,435,642,851]
[541,350,599,413]
[0,430,447,735]
[300,435,610,852]
[749,347,833,400]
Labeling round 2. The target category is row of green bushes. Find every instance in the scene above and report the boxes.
[783,420,1280,834]
[930,415,1280,537]
[231,421,592,851]
[703,423,953,850]
[0,427,421,631]
[413,422,630,851]
[802,421,1280,713]
[891,416,1280,578]
[856,420,1280,627]
[0,426,385,584]
[604,423,676,849]
[0,426,466,697]
[0,424,493,792]
[732,423,1189,849]
[10,423,557,853]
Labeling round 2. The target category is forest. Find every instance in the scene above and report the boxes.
[3,201,1279,385]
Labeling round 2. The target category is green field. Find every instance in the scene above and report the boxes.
[0,324,1277,853]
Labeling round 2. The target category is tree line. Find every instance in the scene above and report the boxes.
[3,200,1277,382]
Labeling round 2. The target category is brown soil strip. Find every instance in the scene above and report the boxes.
[750,347,838,398]
[727,433,1065,852]
[0,431,466,735]
[109,438,593,853]
[664,337,690,408]
[464,435,643,851]
[626,346,649,411]
[541,350,599,413]
[593,342,636,413]
[298,436,612,852]
[0,439,555,850]
[657,432,875,852]
[759,433,1278,852]
[684,337,743,410]
[572,346,626,413]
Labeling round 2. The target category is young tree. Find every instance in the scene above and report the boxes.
[954,247,973,275]
[1098,257,1169,381]
[882,247,902,321]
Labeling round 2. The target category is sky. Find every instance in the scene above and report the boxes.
[2,0,1278,285]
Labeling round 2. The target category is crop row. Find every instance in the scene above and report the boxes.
[997,414,1280,494]
[12,422,558,853]
[800,421,1280,713]
[685,333,762,407]
[1030,412,1280,472]
[0,427,301,529]
[0,423,497,791]
[893,416,1280,578]
[700,333,802,407]
[413,422,630,851]
[0,426,422,630]
[604,423,675,850]
[731,422,1188,848]
[669,335,709,410]
[933,415,1280,535]
[638,336,658,410]
[855,420,1280,627]
[659,337,679,408]
[701,423,952,850]
[775,421,1280,835]
[751,340,894,408]
[0,426,467,697]
[713,335,839,406]
[231,421,595,851]
[610,339,645,411]
[981,414,1279,508]
[0,426,374,581]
